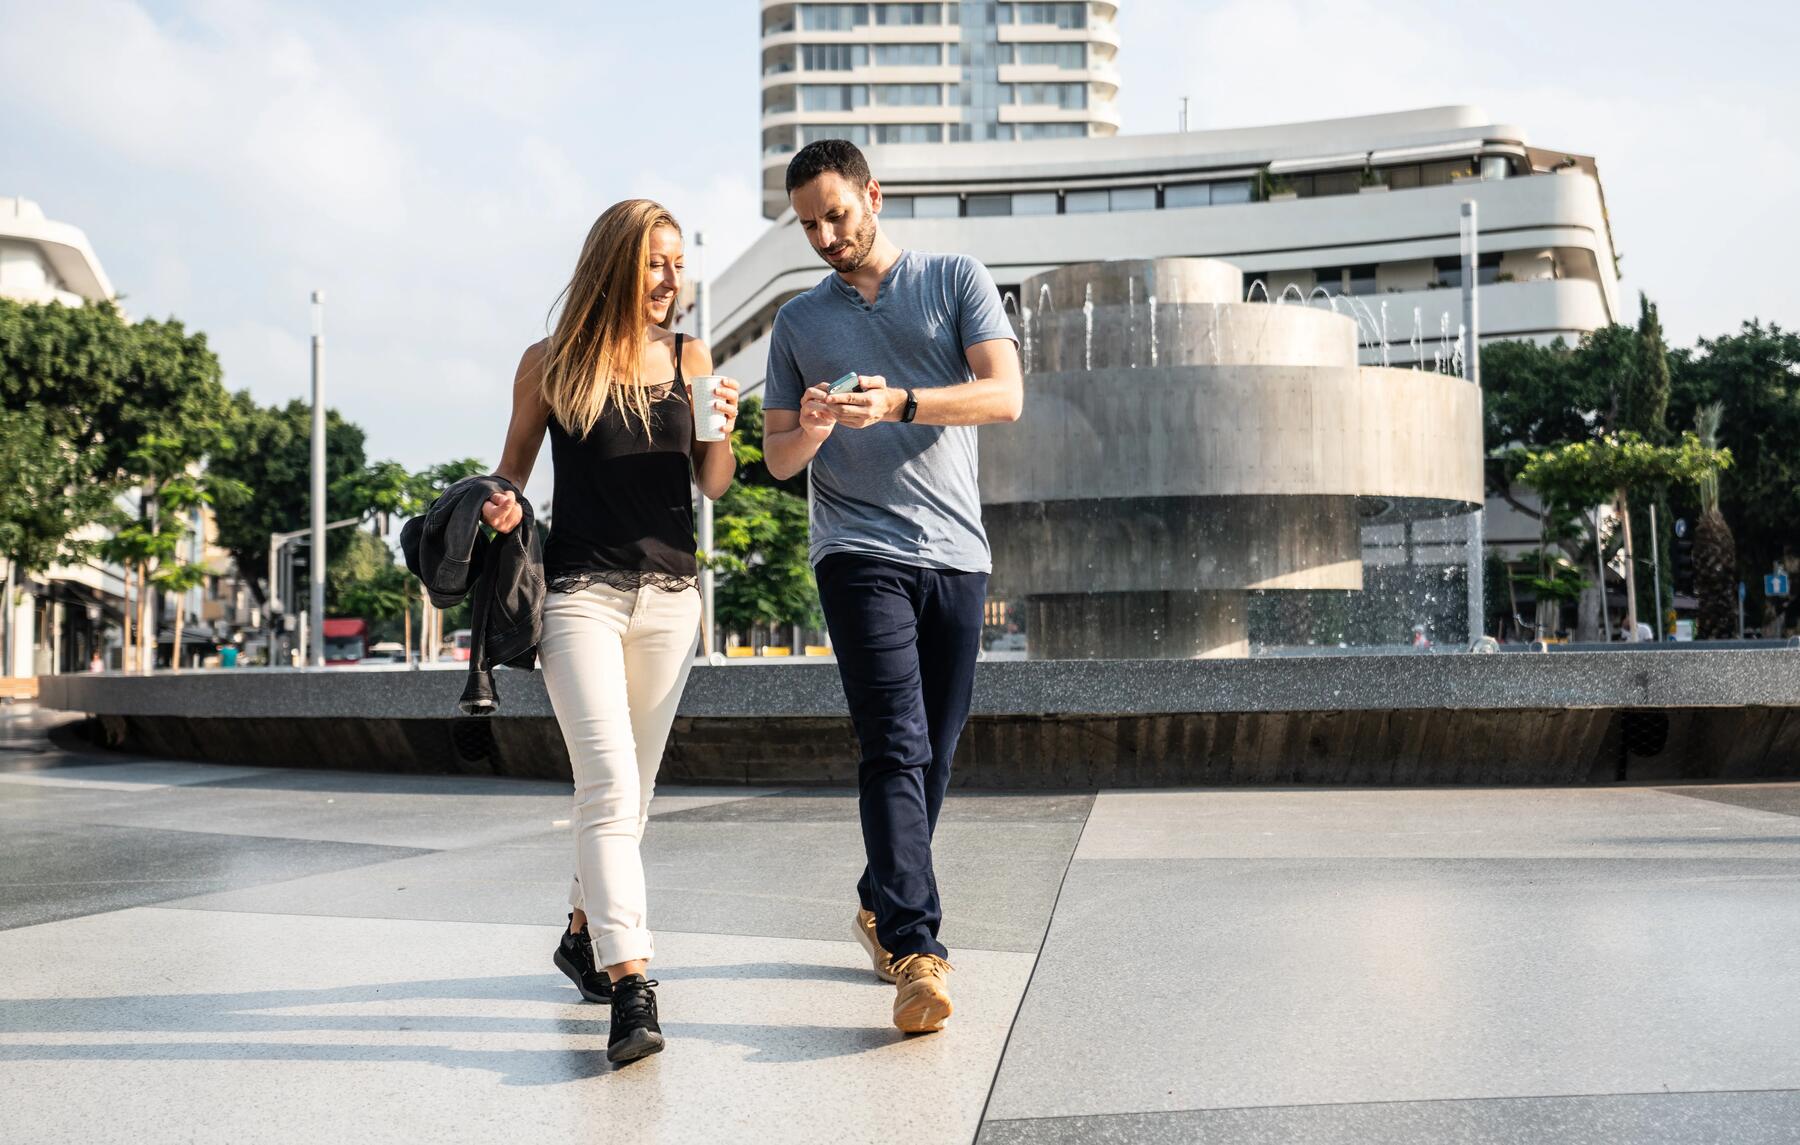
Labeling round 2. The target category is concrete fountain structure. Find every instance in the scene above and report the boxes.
[982,257,1485,659]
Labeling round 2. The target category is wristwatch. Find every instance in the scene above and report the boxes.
[899,389,918,424]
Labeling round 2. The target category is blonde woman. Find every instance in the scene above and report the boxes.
[483,199,737,1064]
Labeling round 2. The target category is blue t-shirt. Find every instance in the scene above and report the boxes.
[764,250,1016,573]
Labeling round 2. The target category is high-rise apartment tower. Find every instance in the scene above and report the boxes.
[758,2,1122,218]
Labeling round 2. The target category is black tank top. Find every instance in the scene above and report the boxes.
[543,333,698,593]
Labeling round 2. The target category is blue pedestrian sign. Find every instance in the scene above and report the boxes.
[1768,572,1792,599]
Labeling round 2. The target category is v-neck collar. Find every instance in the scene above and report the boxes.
[830,249,909,311]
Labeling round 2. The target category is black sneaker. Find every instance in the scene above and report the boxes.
[607,975,665,1064]
[552,915,611,1003]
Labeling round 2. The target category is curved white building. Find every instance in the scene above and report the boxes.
[759,1,1122,219]
[713,105,1620,387]
[0,197,115,307]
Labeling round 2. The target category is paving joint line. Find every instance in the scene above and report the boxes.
[971,793,1097,1143]
[978,1086,1800,1126]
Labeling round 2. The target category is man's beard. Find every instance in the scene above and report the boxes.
[820,210,878,272]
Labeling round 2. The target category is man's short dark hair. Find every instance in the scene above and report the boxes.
[785,139,872,196]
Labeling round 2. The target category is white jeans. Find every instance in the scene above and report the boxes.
[539,581,700,968]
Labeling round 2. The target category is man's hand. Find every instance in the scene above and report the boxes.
[826,375,906,429]
[800,384,838,438]
[480,489,522,533]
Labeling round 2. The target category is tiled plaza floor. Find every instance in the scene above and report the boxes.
[4,706,1799,1144]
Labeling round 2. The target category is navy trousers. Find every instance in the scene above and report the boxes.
[815,553,987,960]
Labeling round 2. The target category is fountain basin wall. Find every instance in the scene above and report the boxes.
[40,651,1800,788]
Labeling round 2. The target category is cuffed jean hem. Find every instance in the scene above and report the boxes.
[594,927,655,970]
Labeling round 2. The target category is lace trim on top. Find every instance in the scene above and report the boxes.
[546,568,698,594]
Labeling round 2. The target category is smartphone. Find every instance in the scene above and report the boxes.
[827,371,862,394]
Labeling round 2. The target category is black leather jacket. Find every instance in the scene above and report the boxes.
[400,475,543,715]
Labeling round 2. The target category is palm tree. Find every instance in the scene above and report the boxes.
[1693,403,1737,638]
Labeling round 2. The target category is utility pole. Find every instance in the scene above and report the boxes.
[309,290,327,668]
[1179,97,1190,133]
[696,231,717,659]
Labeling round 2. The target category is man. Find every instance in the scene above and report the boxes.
[763,140,1022,1034]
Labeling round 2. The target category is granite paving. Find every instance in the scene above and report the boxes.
[3,705,1797,1144]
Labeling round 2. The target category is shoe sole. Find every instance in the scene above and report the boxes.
[552,948,611,1004]
[852,914,898,983]
[893,985,952,1034]
[607,1027,666,1065]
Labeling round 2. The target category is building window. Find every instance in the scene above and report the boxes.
[1421,160,1477,186]
[1003,3,1087,28]
[872,83,943,106]
[967,194,1011,217]
[1065,189,1108,214]
[802,44,869,71]
[1109,187,1156,212]
[800,4,869,31]
[800,84,869,111]
[1434,253,1502,288]
[1211,180,1254,204]
[801,124,870,145]
[883,195,915,218]
[1164,183,1211,209]
[873,123,944,143]
[914,194,960,218]
[1313,170,1360,197]
[872,3,941,24]
[1010,83,1087,109]
[1009,42,1086,68]
[873,43,943,66]
[1347,264,1378,296]
[1014,122,1084,140]
[1012,191,1058,215]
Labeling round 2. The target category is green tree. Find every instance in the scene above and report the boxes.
[0,405,123,673]
[703,397,819,642]
[1517,432,1731,638]
[207,394,370,608]
[1667,321,1800,631]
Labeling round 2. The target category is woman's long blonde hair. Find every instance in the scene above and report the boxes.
[542,199,682,439]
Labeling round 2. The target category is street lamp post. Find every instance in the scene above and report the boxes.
[309,290,327,668]
[695,232,718,659]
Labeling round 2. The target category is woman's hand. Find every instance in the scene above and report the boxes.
[481,489,523,533]
[710,376,740,436]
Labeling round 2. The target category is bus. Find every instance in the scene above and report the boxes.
[322,618,370,665]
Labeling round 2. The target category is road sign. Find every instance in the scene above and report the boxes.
[1768,572,1791,599]
[1674,517,1688,539]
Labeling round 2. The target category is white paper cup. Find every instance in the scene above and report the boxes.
[691,375,729,442]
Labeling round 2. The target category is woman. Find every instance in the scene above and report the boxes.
[482,199,738,1064]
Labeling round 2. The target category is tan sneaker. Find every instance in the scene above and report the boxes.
[890,953,954,1034]
[854,908,897,983]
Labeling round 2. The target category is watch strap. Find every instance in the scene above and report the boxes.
[900,390,918,423]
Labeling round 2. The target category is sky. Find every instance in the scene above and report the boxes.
[4,0,1797,482]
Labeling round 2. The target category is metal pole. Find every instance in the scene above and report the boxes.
[696,232,718,660]
[1649,503,1665,642]
[1461,200,1479,387]
[1595,512,1612,642]
[309,290,326,668]
[267,535,279,667]
[1179,97,1189,132]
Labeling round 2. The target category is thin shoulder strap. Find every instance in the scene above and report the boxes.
[672,333,686,384]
